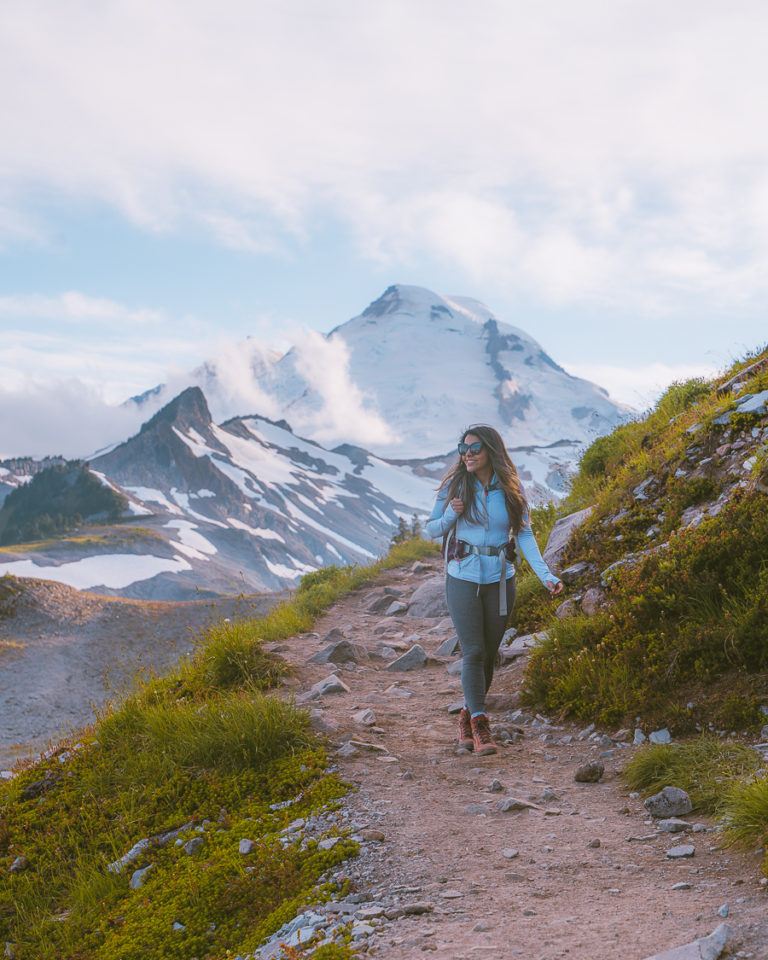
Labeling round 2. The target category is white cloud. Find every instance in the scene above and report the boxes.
[290,329,398,446]
[562,361,720,409]
[0,380,145,459]
[2,2,768,310]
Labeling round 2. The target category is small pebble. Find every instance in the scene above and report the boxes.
[182,837,204,856]
[587,839,601,849]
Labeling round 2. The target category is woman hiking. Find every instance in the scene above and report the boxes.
[425,424,563,756]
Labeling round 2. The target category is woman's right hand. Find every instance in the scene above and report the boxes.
[449,498,464,515]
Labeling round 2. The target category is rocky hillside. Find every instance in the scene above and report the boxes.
[521,347,768,732]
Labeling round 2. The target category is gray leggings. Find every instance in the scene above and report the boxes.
[445,574,516,715]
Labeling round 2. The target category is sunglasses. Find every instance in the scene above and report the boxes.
[458,441,484,456]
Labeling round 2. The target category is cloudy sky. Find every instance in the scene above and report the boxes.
[1,1,767,456]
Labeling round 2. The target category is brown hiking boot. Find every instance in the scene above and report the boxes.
[457,708,474,751]
[470,713,497,756]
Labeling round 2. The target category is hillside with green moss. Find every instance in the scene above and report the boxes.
[0,538,437,960]
[516,345,768,733]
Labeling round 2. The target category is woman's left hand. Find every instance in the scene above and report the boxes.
[545,580,564,596]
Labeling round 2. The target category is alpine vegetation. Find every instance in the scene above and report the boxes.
[0,537,438,960]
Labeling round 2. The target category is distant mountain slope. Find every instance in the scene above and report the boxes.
[0,387,439,599]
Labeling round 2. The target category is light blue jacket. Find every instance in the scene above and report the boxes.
[424,474,561,586]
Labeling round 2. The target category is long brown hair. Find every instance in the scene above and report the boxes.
[437,424,528,534]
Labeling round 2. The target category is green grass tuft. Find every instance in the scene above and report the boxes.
[722,775,768,862]
[623,737,762,813]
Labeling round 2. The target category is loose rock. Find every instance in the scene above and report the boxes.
[495,797,541,813]
[308,640,366,666]
[352,708,376,726]
[641,922,733,960]
[666,844,695,859]
[435,635,461,657]
[575,761,604,783]
[385,601,409,617]
[129,864,154,889]
[645,787,693,818]
[385,644,431,671]
[299,674,351,701]
[649,728,672,745]
[406,578,449,618]
[183,836,204,855]
[657,818,692,834]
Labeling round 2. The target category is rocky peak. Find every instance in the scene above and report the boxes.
[139,386,212,436]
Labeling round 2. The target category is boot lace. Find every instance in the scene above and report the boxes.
[473,714,493,744]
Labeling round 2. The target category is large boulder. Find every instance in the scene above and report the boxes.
[406,577,449,618]
[543,506,595,570]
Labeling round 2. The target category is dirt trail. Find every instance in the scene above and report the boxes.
[275,560,768,960]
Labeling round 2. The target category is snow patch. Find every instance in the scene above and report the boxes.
[227,517,285,542]
[0,555,191,590]
[124,487,184,515]
[164,520,217,556]
[264,557,317,579]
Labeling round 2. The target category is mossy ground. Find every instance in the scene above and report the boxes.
[0,525,166,555]
[516,345,768,731]
[0,537,438,959]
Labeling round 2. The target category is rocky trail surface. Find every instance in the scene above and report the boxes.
[269,560,768,960]
[0,578,283,768]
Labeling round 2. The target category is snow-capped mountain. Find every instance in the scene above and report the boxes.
[0,388,439,598]
[129,285,631,493]
[272,285,629,456]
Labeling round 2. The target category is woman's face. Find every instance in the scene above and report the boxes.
[461,432,490,475]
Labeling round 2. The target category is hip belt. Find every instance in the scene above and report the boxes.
[459,541,514,617]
